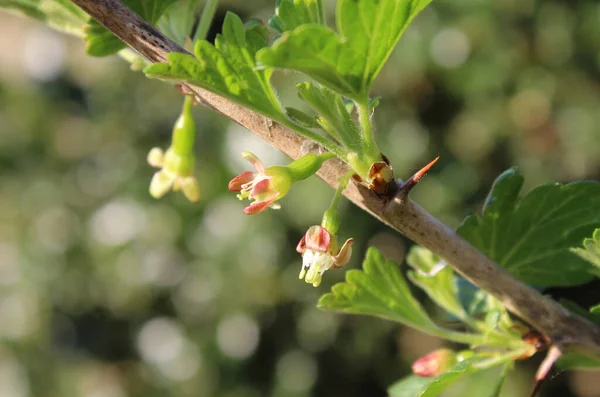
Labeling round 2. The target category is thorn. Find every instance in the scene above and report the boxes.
[529,346,561,397]
[401,156,440,194]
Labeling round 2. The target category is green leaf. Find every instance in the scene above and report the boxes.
[406,246,470,324]
[145,13,285,120]
[457,168,600,287]
[1,0,88,35]
[296,82,361,151]
[84,0,178,56]
[387,357,486,397]
[558,299,600,326]
[285,107,319,128]
[1,0,46,19]
[319,248,444,335]
[269,0,325,34]
[556,353,600,370]
[571,229,600,275]
[157,0,198,46]
[259,0,432,98]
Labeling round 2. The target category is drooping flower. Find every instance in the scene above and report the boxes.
[147,147,200,202]
[147,95,200,203]
[296,225,354,287]
[229,152,333,215]
[411,349,458,377]
[228,152,293,215]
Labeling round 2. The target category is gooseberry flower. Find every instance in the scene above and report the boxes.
[229,152,334,215]
[147,96,200,203]
[296,225,354,287]
[147,147,200,202]
[411,349,458,377]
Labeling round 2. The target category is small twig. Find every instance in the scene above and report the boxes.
[70,0,600,359]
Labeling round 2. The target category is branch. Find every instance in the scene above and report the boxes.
[71,0,600,358]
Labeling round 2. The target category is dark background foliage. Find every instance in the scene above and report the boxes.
[0,0,599,396]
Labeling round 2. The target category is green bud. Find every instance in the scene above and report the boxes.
[171,96,196,156]
[286,152,334,181]
[321,208,341,234]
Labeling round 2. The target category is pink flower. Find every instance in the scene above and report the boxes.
[412,349,457,377]
[228,152,293,215]
[296,225,354,287]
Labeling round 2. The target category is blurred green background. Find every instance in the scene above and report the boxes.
[1,0,600,396]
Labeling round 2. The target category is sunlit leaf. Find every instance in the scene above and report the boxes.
[571,228,600,275]
[258,0,432,98]
[269,0,324,34]
[319,247,443,335]
[457,168,600,287]
[406,246,470,324]
[296,82,361,151]
[145,13,285,120]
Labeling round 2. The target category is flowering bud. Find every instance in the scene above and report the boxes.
[229,152,333,215]
[411,349,458,377]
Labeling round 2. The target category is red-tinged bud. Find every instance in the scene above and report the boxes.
[412,349,458,377]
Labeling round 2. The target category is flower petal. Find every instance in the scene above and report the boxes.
[333,238,354,268]
[242,152,265,174]
[304,226,331,253]
[243,194,277,215]
[296,235,307,253]
[147,147,165,168]
[181,176,201,203]
[250,177,272,197]
[228,171,257,191]
[149,170,175,199]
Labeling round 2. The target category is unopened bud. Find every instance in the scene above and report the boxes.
[412,349,457,377]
